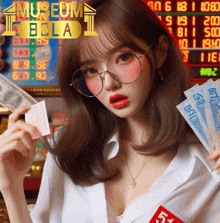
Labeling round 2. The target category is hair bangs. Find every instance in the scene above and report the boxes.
[76,23,139,64]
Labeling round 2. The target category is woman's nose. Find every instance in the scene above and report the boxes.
[101,71,121,91]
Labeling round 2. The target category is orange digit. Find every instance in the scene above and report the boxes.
[25,72,29,79]
[177,27,183,37]
[36,62,42,69]
[165,1,172,11]
[12,72,18,80]
[165,16,172,26]
[43,39,49,45]
[36,72,41,80]
[177,1,187,12]
[43,61,48,69]
[24,60,30,69]
[13,61,19,69]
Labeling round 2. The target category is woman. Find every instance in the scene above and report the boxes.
[0,0,220,222]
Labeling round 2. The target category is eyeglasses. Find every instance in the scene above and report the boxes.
[69,46,153,97]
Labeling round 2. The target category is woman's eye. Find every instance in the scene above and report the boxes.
[83,68,97,77]
[116,52,134,64]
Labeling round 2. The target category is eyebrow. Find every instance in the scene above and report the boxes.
[80,43,130,67]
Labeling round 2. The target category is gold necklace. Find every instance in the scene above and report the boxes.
[125,160,148,188]
[123,142,154,188]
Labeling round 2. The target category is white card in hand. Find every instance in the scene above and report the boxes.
[25,100,51,139]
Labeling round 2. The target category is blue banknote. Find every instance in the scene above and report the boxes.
[184,84,208,129]
[177,99,211,152]
[203,79,220,133]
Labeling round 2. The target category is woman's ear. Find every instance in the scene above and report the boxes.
[155,35,169,69]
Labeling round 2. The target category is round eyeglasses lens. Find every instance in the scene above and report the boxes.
[107,52,142,83]
[72,67,102,97]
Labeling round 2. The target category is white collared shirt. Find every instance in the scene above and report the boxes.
[30,132,220,223]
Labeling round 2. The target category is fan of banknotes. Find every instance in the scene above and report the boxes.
[0,73,37,111]
[177,78,220,154]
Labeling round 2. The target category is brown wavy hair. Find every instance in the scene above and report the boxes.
[47,0,200,185]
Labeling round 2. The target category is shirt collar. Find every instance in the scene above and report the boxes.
[102,131,220,181]
[103,131,119,161]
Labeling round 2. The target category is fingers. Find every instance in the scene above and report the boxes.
[211,158,220,172]
[0,141,28,160]
[8,106,31,129]
[208,148,220,161]
[5,120,41,139]
[0,135,38,161]
[0,107,41,161]
[208,146,220,172]
[4,106,41,140]
[2,130,33,150]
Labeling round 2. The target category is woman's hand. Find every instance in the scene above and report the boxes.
[208,145,220,172]
[0,107,41,192]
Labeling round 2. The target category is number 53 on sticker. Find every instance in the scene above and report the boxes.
[150,206,185,223]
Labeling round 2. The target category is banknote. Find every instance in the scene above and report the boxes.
[203,79,220,134]
[203,79,220,147]
[0,73,37,111]
[176,98,211,152]
[184,84,207,128]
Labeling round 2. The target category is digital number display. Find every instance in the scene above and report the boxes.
[12,48,30,58]
[12,71,30,80]
[36,71,46,80]
[0,0,60,94]
[36,38,49,46]
[146,0,220,80]
[200,52,220,63]
[10,1,50,82]
[36,61,48,70]
[12,60,30,70]
[200,68,218,76]
[12,37,29,46]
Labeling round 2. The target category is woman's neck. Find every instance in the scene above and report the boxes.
[120,109,150,144]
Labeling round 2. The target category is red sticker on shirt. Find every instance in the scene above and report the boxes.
[150,205,185,223]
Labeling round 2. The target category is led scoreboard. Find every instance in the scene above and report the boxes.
[1,0,61,96]
[145,0,220,82]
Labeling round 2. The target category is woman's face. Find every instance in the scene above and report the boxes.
[79,33,156,119]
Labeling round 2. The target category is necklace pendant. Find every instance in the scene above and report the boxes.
[130,180,136,188]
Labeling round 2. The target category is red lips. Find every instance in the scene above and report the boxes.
[109,94,129,109]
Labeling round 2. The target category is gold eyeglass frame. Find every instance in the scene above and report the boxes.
[69,44,153,97]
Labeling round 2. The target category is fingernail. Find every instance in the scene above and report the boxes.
[21,107,31,113]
